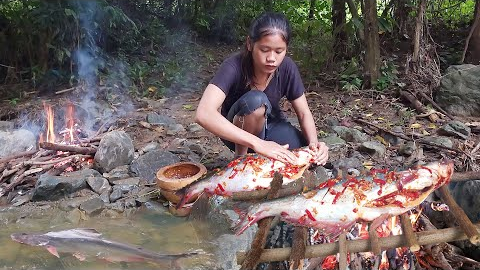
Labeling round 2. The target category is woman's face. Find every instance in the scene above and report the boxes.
[251,33,287,76]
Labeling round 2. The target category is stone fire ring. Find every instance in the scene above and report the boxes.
[156,162,207,191]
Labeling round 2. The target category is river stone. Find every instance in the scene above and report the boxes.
[0,129,37,158]
[111,177,140,186]
[32,169,100,201]
[146,112,175,125]
[79,196,104,215]
[94,131,135,172]
[86,176,111,195]
[321,135,346,150]
[102,165,131,181]
[436,64,480,117]
[423,136,453,149]
[130,150,180,184]
[332,126,369,143]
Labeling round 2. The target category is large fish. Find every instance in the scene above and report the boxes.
[11,228,200,266]
[234,160,454,236]
[176,146,317,207]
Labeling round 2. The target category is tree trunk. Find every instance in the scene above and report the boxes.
[463,0,480,64]
[362,0,381,87]
[332,0,347,59]
[412,0,426,63]
[307,0,317,39]
[393,0,412,37]
[346,0,365,42]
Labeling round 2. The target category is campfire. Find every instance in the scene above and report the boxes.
[0,101,100,198]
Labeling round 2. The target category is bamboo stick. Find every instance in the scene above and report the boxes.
[437,185,480,244]
[400,213,420,251]
[338,231,348,270]
[237,223,480,264]
[369,224,381,255]
[240,172,283,270]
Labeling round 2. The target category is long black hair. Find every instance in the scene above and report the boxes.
[241,12,292,89]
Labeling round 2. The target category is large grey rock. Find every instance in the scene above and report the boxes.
[436,64,480,117]
[0,129,37,158]
[449,180,480,223]
[94,131,135,172]
[130,150,180,183]
[32,169,100,201]
[332,126,369,143]
[0,121,14,131]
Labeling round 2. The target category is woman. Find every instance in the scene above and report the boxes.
[195,12,328,165]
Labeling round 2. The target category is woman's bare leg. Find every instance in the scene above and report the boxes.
[232,105,266,156]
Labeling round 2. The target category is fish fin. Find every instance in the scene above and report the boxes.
[73,228,102,237]
[46,246,60,258]
[175,187,191,209]
[187,192,210,221]
[73,252,87,261]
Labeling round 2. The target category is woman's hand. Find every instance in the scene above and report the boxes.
[308,141,329,165]
[253,141,299,165]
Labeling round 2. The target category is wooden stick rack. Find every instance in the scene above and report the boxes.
[236,178,480,266]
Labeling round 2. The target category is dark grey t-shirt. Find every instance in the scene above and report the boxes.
[210,52,305,121]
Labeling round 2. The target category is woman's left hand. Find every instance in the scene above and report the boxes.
[309,141,329,165]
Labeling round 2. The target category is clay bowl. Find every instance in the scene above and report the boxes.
[168,201,194,217]
[160,189,182,204]
[156,162,207,191]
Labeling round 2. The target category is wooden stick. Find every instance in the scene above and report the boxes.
[0,149,37,164]
[338,231,348,270]
[289,226,307,269]
[400,213,420,251]
[55,87,75,95]
[451,171,480,182]
[400,90,439,122]
[232,170,317,201]
[240,172,283,270]
[39,142,96,155]
[237,223,480,264]
[0,167,27,197]
[369,223,381,255]
[437,185,480,244]
[417,91,455,120]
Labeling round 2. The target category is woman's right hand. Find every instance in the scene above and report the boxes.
[253,141,299,165]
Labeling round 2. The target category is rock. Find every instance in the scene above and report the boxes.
[94,131,135,172]
[130,150,180,184]
[399,141,417,156]
[358,141,386,157]
[436,64,480,117]
[321,135,346,150]
[186,123,203,133]
[449,180,480,223]
[437,120,471,140]
[66,208,86,224]
[0,121,14,132]
[140,142,160,153]
[146,113,175,125]
[423,136,453,149]
[166,123,185,135]
[79,197,104,215]
[102,165,131,181]
[100,190,110,203]
[0,129,37,158]
[332,126,369,143]
[86,177,111,194]
[32,169,100,201]
[111,177,140,186]
[331,157,363,171]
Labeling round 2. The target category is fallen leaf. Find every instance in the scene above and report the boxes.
[410,123,422,129]
[183,104,194,110]
[139,121,152,129]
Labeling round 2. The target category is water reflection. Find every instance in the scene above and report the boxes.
[0,202,226,270]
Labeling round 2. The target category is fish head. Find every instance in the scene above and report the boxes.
[400,160,454,190]
[11,233,49,246]
[363,160,454,210]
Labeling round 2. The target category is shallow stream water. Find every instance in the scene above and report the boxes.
[0,201,233,270]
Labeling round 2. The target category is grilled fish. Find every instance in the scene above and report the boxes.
[235,160,454,236]
[176,146,316,208]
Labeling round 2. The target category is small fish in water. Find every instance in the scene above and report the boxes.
[176,146,317,208]
[11,228,201,267]
[234,160,454,237]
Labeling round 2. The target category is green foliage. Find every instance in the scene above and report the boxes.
[339,58,363,92]
[375,60,398,91]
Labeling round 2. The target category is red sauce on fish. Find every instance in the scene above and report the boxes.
[305,209,316,221]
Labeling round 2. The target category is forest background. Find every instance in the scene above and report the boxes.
[0,0,477,106]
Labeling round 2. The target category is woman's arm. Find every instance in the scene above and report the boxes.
[290,94,329,165]
[195,84,299,163]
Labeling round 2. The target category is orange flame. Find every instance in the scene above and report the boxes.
[42,102,56,143]
[65,101,75,143]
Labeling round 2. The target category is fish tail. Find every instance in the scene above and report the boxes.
[233,205,266,235]
[175,187,192,209]
[187,192,210,221]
